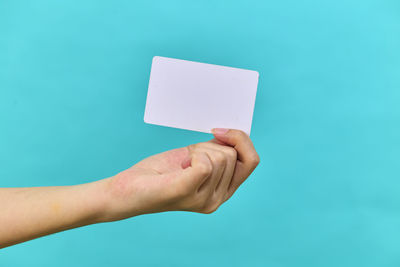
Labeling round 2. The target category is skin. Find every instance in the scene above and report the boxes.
[0,128,259,249]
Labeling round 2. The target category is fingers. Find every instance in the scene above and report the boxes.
[187,145,227,194]
[199,141,237,194]
[211,128,260,198]
[175,142,234,213]
[176,130,259,214]
[180,152,212,190]
[214,146,237,194]
[211,128,259,169]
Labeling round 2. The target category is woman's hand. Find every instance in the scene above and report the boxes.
[101,128,260,222]
[0,128,259,248]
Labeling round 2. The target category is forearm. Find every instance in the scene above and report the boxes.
[0,180,109,248]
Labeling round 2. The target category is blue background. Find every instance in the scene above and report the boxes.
[1,0,399,266]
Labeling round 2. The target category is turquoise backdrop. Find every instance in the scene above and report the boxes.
[1,0,399,266]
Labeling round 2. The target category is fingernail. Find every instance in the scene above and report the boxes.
[212,128,229,135]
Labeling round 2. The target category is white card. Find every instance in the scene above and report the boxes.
[144,56,259,135]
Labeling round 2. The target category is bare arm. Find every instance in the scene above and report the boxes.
[0,181,108,248]
[0,129,260,249]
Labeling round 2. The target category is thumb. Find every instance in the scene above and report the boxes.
[180,152,213,188]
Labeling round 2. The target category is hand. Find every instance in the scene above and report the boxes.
[101,129,260,222]
[0,128,259,248]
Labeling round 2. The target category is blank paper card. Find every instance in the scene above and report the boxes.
[144,56,259,135]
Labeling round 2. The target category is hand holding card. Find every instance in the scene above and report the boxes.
[144,56,259,135]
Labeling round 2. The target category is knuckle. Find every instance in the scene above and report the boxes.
[192,142,207,150]
[249,153,260,168]
[202,204,219,214]
[197,160,212,176]
[233,130,248,140]
[213,151,226,165]
[187,143,198,151]
[199,194,222,214]
[225,147,237,160]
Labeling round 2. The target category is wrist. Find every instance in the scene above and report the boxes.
[79,179,112,224]
[94,174,143,223]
